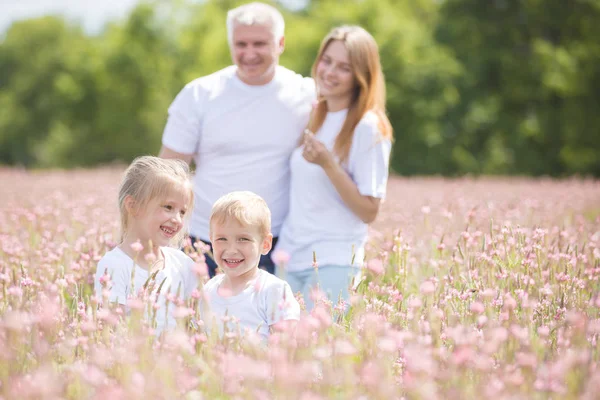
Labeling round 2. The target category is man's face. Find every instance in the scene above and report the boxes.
[230,22,284,86]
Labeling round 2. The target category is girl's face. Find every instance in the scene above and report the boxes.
[316,40,356,106]
[128,186,190,249]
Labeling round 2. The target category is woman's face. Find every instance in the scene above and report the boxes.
[316,40,356,107]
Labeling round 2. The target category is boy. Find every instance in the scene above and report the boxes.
[200,191,300,340]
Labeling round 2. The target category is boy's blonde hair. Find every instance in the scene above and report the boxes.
[209,191,271,237]
[118,156,194,247]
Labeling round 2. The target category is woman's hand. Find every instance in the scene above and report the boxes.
[302,133,334,169]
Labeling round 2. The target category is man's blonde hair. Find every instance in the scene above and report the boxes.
[209,191,271,237]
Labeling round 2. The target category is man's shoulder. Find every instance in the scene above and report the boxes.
[275,66,314,90]
[184,66,237,91]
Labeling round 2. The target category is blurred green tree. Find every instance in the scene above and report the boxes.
[436,0,600,176]
[0,0,598,176]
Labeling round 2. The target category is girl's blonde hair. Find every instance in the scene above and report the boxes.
[209,191,271,238]
[118,156,194,247]
[308,25,393,164]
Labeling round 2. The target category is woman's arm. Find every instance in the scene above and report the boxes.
[302,133,381,223]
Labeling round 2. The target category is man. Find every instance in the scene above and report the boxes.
[159,2,315,277]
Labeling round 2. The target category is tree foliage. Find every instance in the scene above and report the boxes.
[0,0,598,176]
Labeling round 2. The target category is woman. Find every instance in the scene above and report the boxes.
[274,25,393,310]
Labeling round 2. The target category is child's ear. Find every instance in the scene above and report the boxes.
[124,195,138,216]
[261,233,273,255]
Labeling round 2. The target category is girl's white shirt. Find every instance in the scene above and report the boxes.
[93,246,198,332]
[274,109,392,272]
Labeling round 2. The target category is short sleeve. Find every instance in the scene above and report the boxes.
[265,281,301,326]
[94,258,130,306]
[301,76,317,101]
[181,254,200,299]
[348,119,392,199]
[161,83,206,155]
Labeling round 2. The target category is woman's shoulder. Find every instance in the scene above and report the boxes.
[355,111,383,136]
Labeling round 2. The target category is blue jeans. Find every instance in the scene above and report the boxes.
[279,265,361,311]
[191,236,278,278]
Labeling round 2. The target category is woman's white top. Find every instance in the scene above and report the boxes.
[274,109,392,272]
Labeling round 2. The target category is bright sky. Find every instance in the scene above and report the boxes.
[0,0,141,33]
[0,0,309,34]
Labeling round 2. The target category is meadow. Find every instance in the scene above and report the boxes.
[1,166,600,399]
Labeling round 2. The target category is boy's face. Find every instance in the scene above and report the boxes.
[210,217,272,281]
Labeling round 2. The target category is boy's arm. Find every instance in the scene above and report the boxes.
[266,281,301,334]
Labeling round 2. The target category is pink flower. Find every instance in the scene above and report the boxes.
[272,249,291,265]
[537,325,550,337]
[144,252,156,264]
[366,259,384,275]
[190,288,202,299]
[130,241,143,253]
[193,261,208,277]
[470,301,485,314]
[419,280,435,295]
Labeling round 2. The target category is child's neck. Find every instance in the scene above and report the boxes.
[221,268,260,296]
[119,236,163,270]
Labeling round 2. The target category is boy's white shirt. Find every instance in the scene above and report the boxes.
[200,269,300,340]
[162,65,315,239]
[93,246,199,332]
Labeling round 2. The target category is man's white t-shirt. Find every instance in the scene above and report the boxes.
[162,65,315,239]
[93,246,199,331]
[200,269,300,340]
[274,109,392,272]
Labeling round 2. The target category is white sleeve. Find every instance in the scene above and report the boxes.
[265,280,300,325]
[161,83,205,155]
[349,122,392,199]
[183,256,200,299]
[94,257,130,306]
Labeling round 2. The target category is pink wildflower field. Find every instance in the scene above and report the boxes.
[1,167,600,399]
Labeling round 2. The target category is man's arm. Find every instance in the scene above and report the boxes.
[159,145,194,165]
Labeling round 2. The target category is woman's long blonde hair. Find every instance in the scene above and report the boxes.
[308,25,393,164]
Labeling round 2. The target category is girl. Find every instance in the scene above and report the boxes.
[93,156,199,332]
[274,26,393,311]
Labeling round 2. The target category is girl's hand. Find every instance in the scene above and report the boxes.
[302,133,334,169]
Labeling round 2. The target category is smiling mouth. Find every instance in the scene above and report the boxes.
[320,79,337,88]
[223,258,244,268]
[160,226,176,237]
